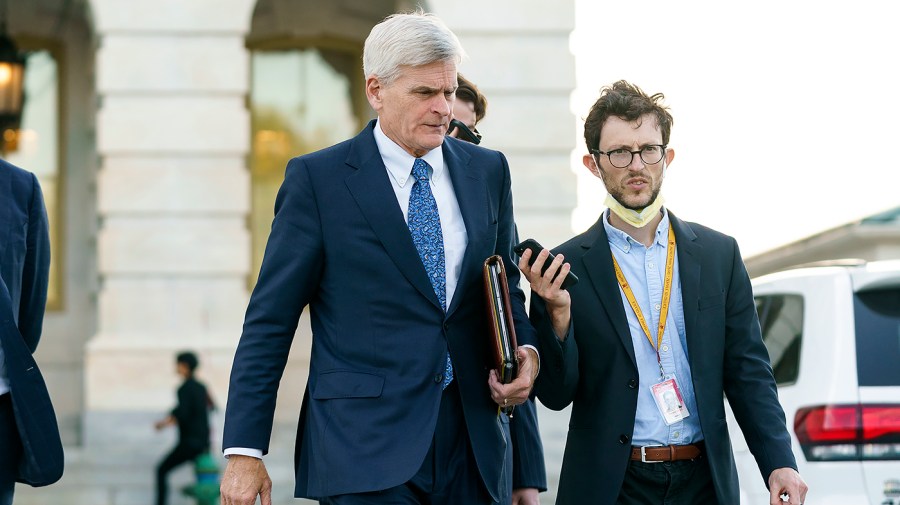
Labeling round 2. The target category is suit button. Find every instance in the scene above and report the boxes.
[443,322,449,331]
[628,379,637,389]
[434,374,443,383]
[619,434,630,444]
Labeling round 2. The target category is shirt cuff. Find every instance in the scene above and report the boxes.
[223,447,263,459]
[520,344,541,376]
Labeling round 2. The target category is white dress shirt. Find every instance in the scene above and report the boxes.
[373,119,469,305]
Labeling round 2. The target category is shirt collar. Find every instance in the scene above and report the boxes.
[374,118,446,188]
[603,207,671,253]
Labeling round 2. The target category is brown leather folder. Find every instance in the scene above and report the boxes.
[483,255,518,385]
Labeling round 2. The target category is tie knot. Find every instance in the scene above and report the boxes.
[412,158,430,182]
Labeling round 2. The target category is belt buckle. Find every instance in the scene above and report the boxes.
[640,444,664,463]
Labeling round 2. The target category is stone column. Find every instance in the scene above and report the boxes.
[86,0,256,445]
[431,0,578,248]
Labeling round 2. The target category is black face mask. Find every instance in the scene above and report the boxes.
[447,119,482,145]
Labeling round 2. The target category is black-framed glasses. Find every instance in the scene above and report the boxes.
[448,119,482,145]
[590,144,667,168]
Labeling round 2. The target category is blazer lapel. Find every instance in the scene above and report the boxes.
[442,140,485,318]
[344,122,443,311]
[669,212,702,362]
[581,219,638,368]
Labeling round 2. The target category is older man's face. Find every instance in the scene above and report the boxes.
[366,60,457,158]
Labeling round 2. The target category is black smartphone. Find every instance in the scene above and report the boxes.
[513,239,579,290]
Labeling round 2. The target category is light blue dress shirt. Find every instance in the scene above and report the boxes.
[603,208,702,447]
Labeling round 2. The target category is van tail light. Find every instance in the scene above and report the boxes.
[794,404,900,461]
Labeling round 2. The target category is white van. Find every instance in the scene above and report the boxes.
[726,260,900,504]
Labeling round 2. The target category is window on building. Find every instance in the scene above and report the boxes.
[755,294,804,385]
[249,47,367,285]
[5,49,61,310]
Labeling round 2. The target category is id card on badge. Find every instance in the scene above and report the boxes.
[651,378,690,425]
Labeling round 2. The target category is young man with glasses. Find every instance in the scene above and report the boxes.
[448,73,548,505]
[517,80,808,505]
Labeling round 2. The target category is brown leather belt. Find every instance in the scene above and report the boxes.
[630,444,702,463]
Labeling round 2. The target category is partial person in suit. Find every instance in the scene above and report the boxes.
[154,351,212,505]
[219,11,539,505]
[517,80,808,505]
[450,74,547,505]
[0,158,63,505]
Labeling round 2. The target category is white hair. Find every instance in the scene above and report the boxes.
[363,11,466,86]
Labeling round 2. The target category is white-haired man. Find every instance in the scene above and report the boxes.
[220,11,539,505]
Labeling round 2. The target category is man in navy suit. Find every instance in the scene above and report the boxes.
[219,11,538,505]
[0,158,63,504]
[518,81,808,504]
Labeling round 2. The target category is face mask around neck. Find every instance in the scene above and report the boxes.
[604,193,664,228]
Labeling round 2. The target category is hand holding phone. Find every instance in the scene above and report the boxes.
[513,239,579,290]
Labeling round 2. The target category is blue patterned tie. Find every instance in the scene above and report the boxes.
[408,158,453,389]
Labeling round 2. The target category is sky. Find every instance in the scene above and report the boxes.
[570,0,900,257]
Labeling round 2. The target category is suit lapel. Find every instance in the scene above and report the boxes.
[443,140,484,318]
[669,212,702,362]
[344,122,443,311]
[581,219,638,368]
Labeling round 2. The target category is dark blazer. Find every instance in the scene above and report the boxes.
[532,211,796,504]
[223,121,536,500]
[172,377,210,452]
[510,398,547,492]
[0,159,63,486]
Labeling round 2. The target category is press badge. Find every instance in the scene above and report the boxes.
[651,378,690,425]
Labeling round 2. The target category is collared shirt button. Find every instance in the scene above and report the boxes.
[673,431,680,438]
[661,345,669,352]
[649,262,655,269]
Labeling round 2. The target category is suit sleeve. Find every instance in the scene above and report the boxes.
[531,291,579,410]
[511,398,548,491]
[19,173,51,353]
[222,157,325,454]
[721,238,797,485]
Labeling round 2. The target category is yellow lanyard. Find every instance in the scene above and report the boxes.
[611,226,676,375]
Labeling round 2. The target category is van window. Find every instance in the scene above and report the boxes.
[755,295,804,385]
[854,288,900,386]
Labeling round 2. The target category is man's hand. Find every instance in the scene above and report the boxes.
[153,415,174,431]
[220,455,273,505]
[511,487,540,505]
[489,347,538,408]
[768,467,807,505]
[517,248,571,339]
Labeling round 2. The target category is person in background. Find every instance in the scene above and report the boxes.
[155,351,212,505]
[450,74,547,505]
[519,80,808,504]
[0,158,63,504]
[219,10,539,505]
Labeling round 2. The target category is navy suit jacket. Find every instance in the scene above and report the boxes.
[532,212,796,504]
[223,121,536,500]
[510,398,547,492]
[0,159,63,486]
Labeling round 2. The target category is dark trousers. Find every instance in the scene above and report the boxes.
[616,454,717,505]
[321,382,509,505]
[0,393,22,505]
[155,442,205,505]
